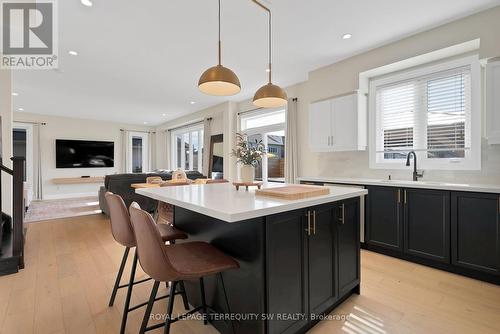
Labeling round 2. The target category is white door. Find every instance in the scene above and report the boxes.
[128,132,149,173]
[309,99,332,152]
[331,94,358,151]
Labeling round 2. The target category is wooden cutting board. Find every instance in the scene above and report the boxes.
[255,185,330,200]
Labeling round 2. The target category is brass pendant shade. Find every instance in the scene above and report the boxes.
[198,0,241,96]
[198,0,287,106]
[253,83,287,108]
[251,0,287,108]
[199,64,241,96]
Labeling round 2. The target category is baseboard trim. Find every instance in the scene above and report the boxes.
[42,192,98,200]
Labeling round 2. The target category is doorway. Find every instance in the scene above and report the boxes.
[13,122,34,201]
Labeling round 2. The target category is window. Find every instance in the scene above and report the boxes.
[240,109,286,182]
[369,56,481,170]
[171,125,204,172]
[128,132,149,173]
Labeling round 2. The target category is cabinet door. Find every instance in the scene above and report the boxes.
[331,94,358,151]
[451,192,500,275]
[308,204,338,317]
[309,100,332,152]
[365,186,403,252]
[266,210,309,334]
[336,198,360,296]
[404,189,450,263]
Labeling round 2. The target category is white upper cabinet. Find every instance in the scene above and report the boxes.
[486,61,500,145]
[309,99,332,152]
[309,92,366,152]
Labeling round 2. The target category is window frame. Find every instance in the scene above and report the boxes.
[239,108,286,183]
[368,55,481,170]
[170,124,204,172]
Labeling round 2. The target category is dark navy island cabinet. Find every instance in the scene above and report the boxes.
[266,198,360,334]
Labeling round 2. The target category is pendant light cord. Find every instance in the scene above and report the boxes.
[218,0,221,65]
[251,0,272,83]
[268,11,272,83]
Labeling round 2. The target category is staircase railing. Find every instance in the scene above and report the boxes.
[0,157,26,270]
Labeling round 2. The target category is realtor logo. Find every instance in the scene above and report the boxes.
[1,0,58,69]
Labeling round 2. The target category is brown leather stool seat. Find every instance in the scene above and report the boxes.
[129,203,239,334]
[105,192,188,334]
[167,242,239,279]
[157,224,188,242]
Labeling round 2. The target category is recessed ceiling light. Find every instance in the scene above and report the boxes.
[342,33,352,40]
[12,92,18,96]
[143,121,148,125]
[18,107,24,111]
[81,0,93,7]
[190,101,196,105]
[162,113,167,116]
[68,50,78,56]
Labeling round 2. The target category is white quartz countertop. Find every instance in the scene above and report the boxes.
[136,183,367,223]
[297,176,500,194]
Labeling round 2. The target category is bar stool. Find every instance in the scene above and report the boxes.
[129,203,240,334]
[105,192,189,334]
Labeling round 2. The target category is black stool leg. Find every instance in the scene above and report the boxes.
[140,280,160,334]
[120,248,138,334]
[164,281,177,334]
[178,281,190,310]
[109,247,130,307]
[219,273,236,334]
[199,277,208,325]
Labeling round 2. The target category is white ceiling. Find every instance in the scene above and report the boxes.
[12,0,500,126]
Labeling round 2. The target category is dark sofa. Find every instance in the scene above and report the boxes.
[98,171,204,215]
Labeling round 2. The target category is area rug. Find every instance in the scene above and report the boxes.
[24,196,102,223]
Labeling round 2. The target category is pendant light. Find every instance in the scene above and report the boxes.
[252,0,287,108]
[198,0,241,96]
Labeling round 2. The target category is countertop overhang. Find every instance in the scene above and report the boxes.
[297,176,500,194]
[136,183,367,223]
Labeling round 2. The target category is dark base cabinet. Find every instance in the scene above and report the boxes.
[266,198,361,334]
[175,197,361,334]
[365,185,500,285]
[365,186,403,251]
[404,189,450,263]
[337,199,361,296]
[451,192,500,275]
[266,210,309,334]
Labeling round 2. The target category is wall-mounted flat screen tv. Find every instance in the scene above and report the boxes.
[56,139,114,168]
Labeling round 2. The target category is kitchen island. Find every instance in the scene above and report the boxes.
[137,183,368,334]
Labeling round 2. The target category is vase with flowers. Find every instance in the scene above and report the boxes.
[231,133,266,183]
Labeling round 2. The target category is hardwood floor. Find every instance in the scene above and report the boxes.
[1,214,499,334]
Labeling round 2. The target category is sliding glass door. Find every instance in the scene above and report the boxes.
[171,125,204,172]
[240,109,286,183]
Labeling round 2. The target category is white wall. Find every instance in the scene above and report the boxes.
[155,102,238,180]
[13,112,151,199]
[238,6,500,185]
[0,69,13,214]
